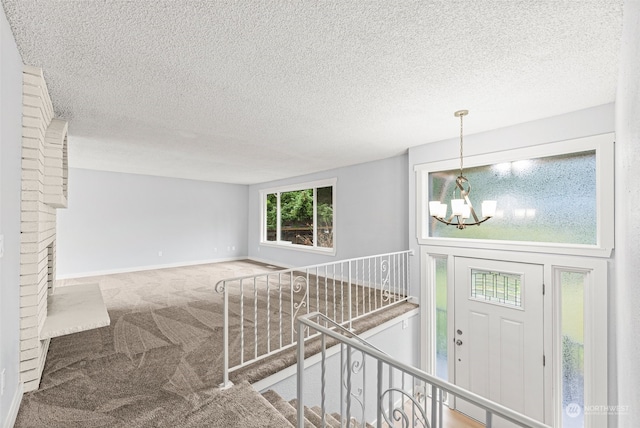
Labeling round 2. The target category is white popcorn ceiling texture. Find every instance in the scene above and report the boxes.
[2,0,623,184]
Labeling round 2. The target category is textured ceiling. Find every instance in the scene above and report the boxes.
[2,0,623,184]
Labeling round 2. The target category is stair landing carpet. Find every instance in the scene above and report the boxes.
[15,260,292,428]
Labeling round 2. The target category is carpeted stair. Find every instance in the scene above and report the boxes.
[262,389,374,428]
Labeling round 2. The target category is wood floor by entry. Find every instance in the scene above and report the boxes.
[383,397,484,428]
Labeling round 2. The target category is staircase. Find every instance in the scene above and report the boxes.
[261,389,373,428]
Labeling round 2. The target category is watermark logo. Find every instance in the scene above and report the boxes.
[565,403,582,418]
[585,405,630,416]
[565,403,630,417]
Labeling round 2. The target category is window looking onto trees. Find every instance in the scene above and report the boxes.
[262,180,335,252]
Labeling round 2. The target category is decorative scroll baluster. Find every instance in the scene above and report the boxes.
[381,257,391,304]
[341,346,366,427]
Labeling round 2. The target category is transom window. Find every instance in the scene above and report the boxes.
[260,179,336,254]
[415,133,614,257]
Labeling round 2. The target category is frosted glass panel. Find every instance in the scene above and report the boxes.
[561,271,585,428]
[470,269,522,308]
[435,257,447,380]
[429,151,596,244]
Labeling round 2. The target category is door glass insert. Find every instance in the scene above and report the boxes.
[470,269,522,308]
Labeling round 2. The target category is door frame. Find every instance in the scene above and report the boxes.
[419,245,608,428]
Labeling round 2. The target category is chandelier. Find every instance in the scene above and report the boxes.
[429,110,496,229]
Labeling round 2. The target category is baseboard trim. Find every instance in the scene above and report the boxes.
[56,257,247,279]
[246,257,295,269]
[3,381,23,428]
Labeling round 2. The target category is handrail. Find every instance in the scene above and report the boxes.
[297,311,551,428]
[214,249,414,293]
[304,312,386,355]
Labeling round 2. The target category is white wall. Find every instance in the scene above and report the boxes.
[0,7,24,427]
[57,168,250,277]
[614,0,640,425]
[247,155,409,268]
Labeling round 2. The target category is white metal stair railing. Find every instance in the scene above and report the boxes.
[215,250,413,389]
[297,312,552,428]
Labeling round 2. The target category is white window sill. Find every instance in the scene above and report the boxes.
[260,241,336,256]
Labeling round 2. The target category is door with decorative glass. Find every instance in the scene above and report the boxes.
[454,257,545,427]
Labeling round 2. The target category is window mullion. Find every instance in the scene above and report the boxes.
[313,187,318,248]
[276,192,281,242]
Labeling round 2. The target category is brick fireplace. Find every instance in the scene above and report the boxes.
[19,65,68,392]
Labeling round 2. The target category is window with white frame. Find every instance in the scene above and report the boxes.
[415,133,614,257]
[261,179,336,253]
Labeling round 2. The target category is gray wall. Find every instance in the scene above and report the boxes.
[247,154,409,268]
[0,7,23,427]
[614,0,640,425]
[57,168,250,277]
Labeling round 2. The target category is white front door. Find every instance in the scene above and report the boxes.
[454,257,545,427]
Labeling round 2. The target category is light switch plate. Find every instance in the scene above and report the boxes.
[0,234,4,258]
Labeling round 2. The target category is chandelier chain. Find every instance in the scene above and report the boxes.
[459,113,464,177]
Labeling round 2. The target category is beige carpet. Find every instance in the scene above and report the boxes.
[15,260,414,427]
